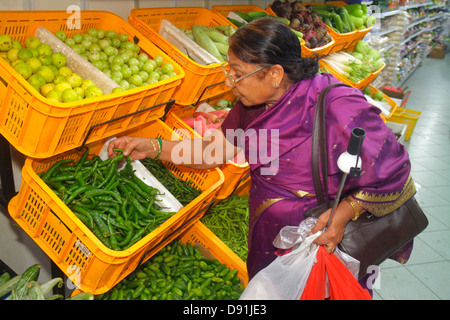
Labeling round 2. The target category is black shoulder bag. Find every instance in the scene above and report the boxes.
[305,83,429,279]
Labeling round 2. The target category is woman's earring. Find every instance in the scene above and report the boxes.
[272,82,279,88]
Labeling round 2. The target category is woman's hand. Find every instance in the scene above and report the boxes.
[107,136,153,161]
[309,199,357,254]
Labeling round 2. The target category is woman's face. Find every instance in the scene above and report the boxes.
[225,51,280,107]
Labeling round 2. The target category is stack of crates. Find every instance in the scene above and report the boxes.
[2,10,229,295]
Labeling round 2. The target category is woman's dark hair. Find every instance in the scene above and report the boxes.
[228,17,319,83]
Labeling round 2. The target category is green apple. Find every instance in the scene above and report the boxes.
[54,30,67,42]
[37,44,52,56]
[25,36,41,49]
[36,65,55,83]
[53,75,67,84]
[66,73,83,88]
[6,48,19,62]
[46,89,63,102]
[0,34,13,52]
[64,38,75,47]
[26,57,42,73]
[28,74,46,90]
[14,62,32,79]
[51,52,67,68]
[73,86,85,98]
[80,79,95,91]
[112,86,125,93]
[153,55,163,67]
[54,81,72,92]
[58,66,72,77]
[11,40,23,50]
[40,83,55,97]
[17,48,33,61]
[38,54,52,66]
[85,85,103,98]
[61,88,80,102]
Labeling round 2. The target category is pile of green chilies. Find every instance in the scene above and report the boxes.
[39,148,175,251]
[141,157,201,206]
[201,194,249,261]
[95,239,244,300]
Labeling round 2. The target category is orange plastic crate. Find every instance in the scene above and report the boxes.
[212,4,269,21]
[266,4,335,59]
[300,2,358,54]
[129,7,235,106]
[8,119,224,295]
[319,59,385,90]
[0,10,184,159]
[180,221,248,286]
[318,1,373,52]
[164,90,251,200]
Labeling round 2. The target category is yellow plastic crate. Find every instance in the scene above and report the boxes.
[365,84,399,122]
[180,221,248,286]
[8,119,224,295]
[129,7,235,106]
[164,90,251,200]
[300,2,358,54]
[212,4,269,22]
[322,1,374,52]
[266,4,335,59]
[387,107,421,141]
[0,10,184,159]
[319,59,385,90]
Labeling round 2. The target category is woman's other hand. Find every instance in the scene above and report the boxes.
[107,136,153,161]
[309,199,358,254]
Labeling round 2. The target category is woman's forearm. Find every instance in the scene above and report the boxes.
[157,130,239,169]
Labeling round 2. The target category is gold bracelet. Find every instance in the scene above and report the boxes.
[343,197,362,221]
[149,139,159,159]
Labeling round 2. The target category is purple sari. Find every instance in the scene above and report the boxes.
[221,74,415,283]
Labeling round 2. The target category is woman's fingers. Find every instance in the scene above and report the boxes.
[309,209,331,235]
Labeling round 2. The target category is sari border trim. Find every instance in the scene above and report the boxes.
[251,198,284,224]
[352,174,416,217]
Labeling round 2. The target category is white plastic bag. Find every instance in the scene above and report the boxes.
[240,217,361,300]
[240,218,321,300]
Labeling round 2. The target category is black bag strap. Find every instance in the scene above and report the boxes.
[312,83,350,206]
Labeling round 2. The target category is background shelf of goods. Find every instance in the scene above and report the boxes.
[369,1,449,88]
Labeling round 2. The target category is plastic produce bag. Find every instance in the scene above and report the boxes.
[240,217,363,300]
[301,246,372,300]
[239,230,320,300]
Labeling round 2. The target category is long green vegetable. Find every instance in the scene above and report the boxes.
[141,157,201,207]
[41,148,176,251]
[201,194,249,261]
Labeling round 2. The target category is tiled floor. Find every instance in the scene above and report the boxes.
[373,53,450,300]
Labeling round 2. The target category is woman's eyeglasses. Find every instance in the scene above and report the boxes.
[220,63,267,88]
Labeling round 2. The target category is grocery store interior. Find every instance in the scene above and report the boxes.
[0,0,449,301]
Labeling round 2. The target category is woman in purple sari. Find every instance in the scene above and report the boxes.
[109,18,416,294]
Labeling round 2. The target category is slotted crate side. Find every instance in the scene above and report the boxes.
[129,7,234,106]
[0,10,184,158]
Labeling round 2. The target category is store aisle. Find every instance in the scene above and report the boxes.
[373,53,450,300]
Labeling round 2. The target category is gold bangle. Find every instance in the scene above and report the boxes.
[343,197,361,221]
[149,139,159,159]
